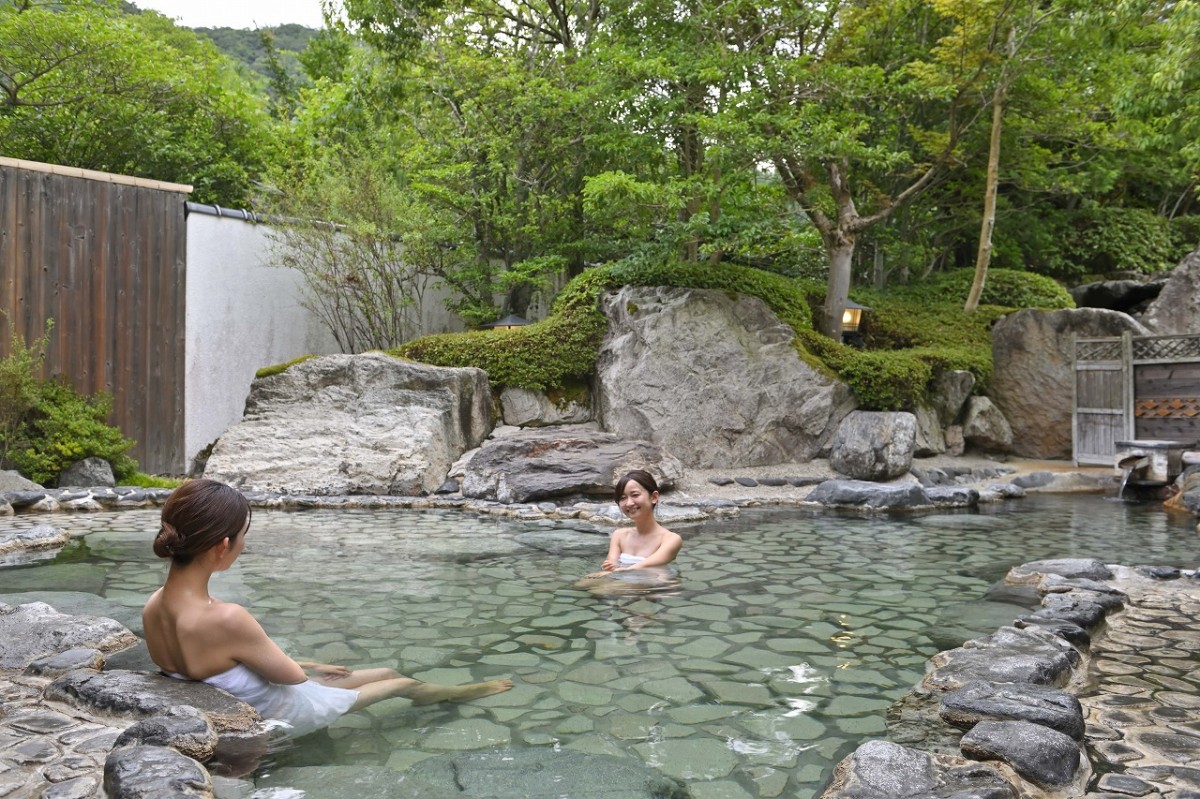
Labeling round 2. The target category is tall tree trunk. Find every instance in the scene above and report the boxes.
[822,234,856,340]
[965,84,1005,313]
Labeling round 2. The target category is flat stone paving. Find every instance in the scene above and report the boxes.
[0,673,121,799]
[1081,571,1200,798]
[4,570,1200,797]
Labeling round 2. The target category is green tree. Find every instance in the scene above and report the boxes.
[0,0,277,205]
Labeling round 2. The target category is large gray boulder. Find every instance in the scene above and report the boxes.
[595,286,855,468]
[962,397,1013,454]
[990,308,1150,459]
[939,681,1085,740]
[829,411,916,479]
[932,370,976,426]
[1142,247,1200,334]
[461,426,683,504]
[923,626,1081,692]
[1071,279,1165,314]
[0,601,136,669]
[960,720,1081,788]
[499,386,592,427]
[46,670,262,735]
[0,469,42,492]
[203,354,492,496]
[58,456,115,488]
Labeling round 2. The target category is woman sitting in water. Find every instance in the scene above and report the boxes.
[142,479,512,738]
[586,469,683,578]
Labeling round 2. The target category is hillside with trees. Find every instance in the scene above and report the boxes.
[4,0,1197,339]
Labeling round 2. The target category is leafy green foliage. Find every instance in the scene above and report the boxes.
[8,382,138,486]
[890,269,1074,311]
[394,259,818,391]
[0,0,275,205]
[0,317,138,485]
[0,319,51,469]
[192,23,318,90]
[119,472,184,489]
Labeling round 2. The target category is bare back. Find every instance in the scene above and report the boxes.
[143,587,245,679]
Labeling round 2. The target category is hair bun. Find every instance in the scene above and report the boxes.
[153,522,183,558]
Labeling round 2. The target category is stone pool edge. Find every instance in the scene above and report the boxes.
[819,558,1200,799]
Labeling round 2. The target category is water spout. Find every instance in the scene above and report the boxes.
[1117,454,1149,500]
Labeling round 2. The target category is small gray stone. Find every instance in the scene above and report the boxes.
[435,479,459,495]
[707,476,733,486]
[1096,773,1157,796]
[1011,472,1055,488]
[806,479,930,510]
[0,602,136,670]
[1135,565,1181,580]
[1009,558,1114,582]
[734,477,758,487]
[925,626,1080,691]
[925,486,980,507]
[26,648,105,677]
[1012,618,1091,647]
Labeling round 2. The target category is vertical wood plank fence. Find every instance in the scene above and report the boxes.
[1074,332,1200,465]
[0,158,191,476]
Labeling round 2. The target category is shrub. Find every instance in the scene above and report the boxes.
[9,381,138,485]
[893,269,1073,311]
[393,258,819,390]
[0,319,138,485]
[0,319,50,468]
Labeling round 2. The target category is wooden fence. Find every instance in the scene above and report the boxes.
[0,158,191,476]
[1073,332,1200,465]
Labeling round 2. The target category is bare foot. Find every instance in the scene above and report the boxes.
[412,678,514,705]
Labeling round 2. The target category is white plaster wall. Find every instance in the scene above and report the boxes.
[184,212,475,472]
[185,213,340,471]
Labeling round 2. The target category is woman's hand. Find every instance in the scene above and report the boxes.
[601,559,616,572]
[302,662,352,680]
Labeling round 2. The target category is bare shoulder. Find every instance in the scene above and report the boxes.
[209,599,257,628]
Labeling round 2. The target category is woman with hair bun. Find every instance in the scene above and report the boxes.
[143,479,511,737]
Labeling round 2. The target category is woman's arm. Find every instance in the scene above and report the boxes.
[600,529,627,571]
[622,531,682,570]
[219,604,308,685]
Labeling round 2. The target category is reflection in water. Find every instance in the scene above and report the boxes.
[2,494,1198,798]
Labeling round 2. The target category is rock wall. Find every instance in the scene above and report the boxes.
[990,309,1149,459]
[203,354,492,496]
[595,286,855,469]
[1141,247,1200,334]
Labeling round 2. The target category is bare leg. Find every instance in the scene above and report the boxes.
[311,668,513,711]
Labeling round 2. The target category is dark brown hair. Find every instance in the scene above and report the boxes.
[614,469,660,505]
[154,479,251,565]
